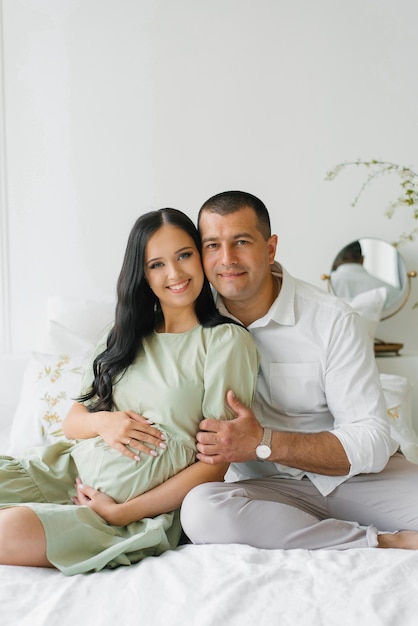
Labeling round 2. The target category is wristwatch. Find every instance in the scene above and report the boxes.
[255,427,272,460]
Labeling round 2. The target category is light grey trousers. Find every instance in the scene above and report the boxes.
[181,453,418,550]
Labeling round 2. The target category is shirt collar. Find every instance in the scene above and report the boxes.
[215,261,296,328]
[335,263,364,274]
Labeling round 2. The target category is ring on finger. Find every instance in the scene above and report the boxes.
[126,438,132,446]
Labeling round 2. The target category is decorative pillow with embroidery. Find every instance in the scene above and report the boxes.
[7,352,89,456]
[380,373,418,464]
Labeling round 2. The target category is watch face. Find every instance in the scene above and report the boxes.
[256,444,271,460]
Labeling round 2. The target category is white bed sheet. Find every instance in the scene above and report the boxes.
[1,353,418,626]
[1,543,417,626]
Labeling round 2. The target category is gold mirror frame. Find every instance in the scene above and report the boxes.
[322,238,416,320]
[321,270,417,321]
[322,239,416,355]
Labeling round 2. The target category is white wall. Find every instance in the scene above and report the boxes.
[1,0,418,354]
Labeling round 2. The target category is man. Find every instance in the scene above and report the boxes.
[180,190,418,550]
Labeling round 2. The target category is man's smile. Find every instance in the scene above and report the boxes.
[217,271,247,279]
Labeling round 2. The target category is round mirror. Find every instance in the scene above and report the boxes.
[329,238,409,320]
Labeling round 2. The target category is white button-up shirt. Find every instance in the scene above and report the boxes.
[330,263,400,308]
[218,263,396,496]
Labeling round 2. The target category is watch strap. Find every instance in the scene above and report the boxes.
[259,427,272,448]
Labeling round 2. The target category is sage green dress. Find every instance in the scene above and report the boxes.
[0,324,259,575]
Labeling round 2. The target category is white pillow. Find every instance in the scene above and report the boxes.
[43,320,95,355]
[46,295,115,346]
[345,287,387,341]
[380,373,418,464]
[7,352,89,456]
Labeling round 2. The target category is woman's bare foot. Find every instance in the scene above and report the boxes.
[378,530,418,549]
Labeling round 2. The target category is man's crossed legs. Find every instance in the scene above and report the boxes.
[181,453,418,550]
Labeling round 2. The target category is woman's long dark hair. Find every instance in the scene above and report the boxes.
[78,208,239,412]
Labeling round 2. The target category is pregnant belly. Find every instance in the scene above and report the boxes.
[71,436,195,504]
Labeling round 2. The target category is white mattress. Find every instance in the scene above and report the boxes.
[1,543,418,626]
[1,353,418,625]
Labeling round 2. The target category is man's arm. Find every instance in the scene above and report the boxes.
[196,390,350,475]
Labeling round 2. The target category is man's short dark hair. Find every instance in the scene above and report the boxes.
[332,240,363,271]
[198,191,271,240]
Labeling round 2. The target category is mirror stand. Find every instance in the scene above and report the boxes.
[380,271,417,321]
[373,339,404,356]
[373,269,416,356]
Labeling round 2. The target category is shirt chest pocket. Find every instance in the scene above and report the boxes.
[269,362,323,414]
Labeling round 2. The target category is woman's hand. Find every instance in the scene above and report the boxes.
[63,402,167,461]
[72,478,131,526]
[96,409,167,461]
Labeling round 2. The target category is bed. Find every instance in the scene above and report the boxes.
[1,297,418,626]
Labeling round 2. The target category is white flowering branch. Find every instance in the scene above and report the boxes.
[325,159,418,247]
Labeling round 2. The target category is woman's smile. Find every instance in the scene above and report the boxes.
[167,279,191,293]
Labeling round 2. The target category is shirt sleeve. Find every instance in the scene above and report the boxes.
[324,309,396,477]
[202,324,260,420]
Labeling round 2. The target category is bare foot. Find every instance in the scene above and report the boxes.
[378,530,418,550]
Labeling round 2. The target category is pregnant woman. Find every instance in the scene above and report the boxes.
[0,208,259,575]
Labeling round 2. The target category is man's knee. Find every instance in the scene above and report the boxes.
[181,482,224,544]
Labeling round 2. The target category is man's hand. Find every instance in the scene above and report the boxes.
[196,390,263,464]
